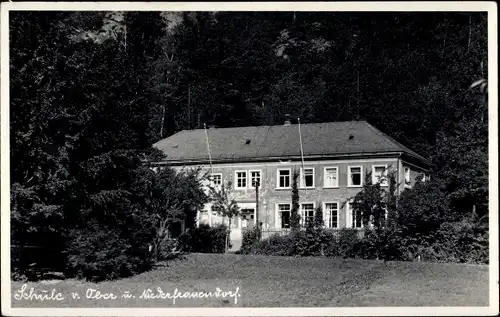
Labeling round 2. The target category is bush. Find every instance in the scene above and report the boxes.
[336,228,362,258]
[158,238,182,260]
[240,227,261,253]
[241,233,297,256]
[294,222,325,256]
[177,224,230,253]
[64,224,152,282]
[418,219,489,264]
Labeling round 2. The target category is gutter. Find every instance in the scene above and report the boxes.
[149,151,412,166]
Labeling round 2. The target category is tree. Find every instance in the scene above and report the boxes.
[313,204,324,230]
[290,170,301,232]
[145,167,209,261]
[209,180,241,252]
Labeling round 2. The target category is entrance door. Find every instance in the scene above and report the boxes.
[240,208,255,230]
[228,203,256,252]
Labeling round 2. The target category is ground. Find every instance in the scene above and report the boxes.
[11,253,488,307]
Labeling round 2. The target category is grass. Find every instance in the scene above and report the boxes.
[11,253,489,307]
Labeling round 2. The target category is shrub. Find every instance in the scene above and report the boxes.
[241,233,297,256]
[421,219,489,264]
[64,224,152,282]
[322,230,340,257]
[158,238,182,260]
[177,224,230,253]
[240,227,261,253]
[294,214,325,256]
[336,228,362,258]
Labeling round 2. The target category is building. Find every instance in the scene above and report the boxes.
[152,120,431,249]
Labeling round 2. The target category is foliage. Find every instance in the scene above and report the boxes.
[146,167,208,261]
[290,170,301,232]
[177,224,231,254]
[10,11,489,277]
[240,234,298,256]
[64,222,152,282]
[241,226,262,253]
[294,205,327,256]
[9,11,207,279]
[209,180,241,252]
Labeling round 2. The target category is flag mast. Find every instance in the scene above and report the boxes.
[204,123,214,174]
[298,118,307,195]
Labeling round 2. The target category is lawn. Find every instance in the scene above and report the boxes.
[11,253,489,307]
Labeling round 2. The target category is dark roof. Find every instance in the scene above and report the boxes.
[153,121,431,166]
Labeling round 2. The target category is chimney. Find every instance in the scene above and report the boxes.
[284,114,292,126]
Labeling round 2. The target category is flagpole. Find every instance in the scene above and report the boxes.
[204,123,214,174]
[298,118,307,195]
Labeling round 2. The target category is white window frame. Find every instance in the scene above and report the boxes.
[299,167,315,189]
[234,170,248,190]
[323,166,339,188]
[347,166,363,187]
[346,201,363,229]
[323,201,340,229]
[372,165,388,186]
[300,202,316,226]
[209,173,223,188]
[404,167,411,188]
[275,202,292,229]
[277,168,292,189]
[249,170,262,189]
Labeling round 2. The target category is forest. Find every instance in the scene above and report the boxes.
[9,11,488,279]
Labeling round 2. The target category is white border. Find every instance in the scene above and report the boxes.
[1,2,498,316]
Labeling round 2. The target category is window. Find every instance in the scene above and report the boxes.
[235,171,247,189]
[324,202,339,228]
[277,203,291,229]
[372,165,388,186]
[210,173,222,187]
[404,167,411,188]
[348,166,363,187]
[347,202,363,229]
[249,170,261,188]
[324,167,339,188]
[301,203,315,226]
[300,167,315,188]
[277,169,291,188]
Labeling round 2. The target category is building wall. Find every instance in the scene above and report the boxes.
[170,156,429,230]
[402,161,430,189]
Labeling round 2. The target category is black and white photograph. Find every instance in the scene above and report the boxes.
[1,2,498,316]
